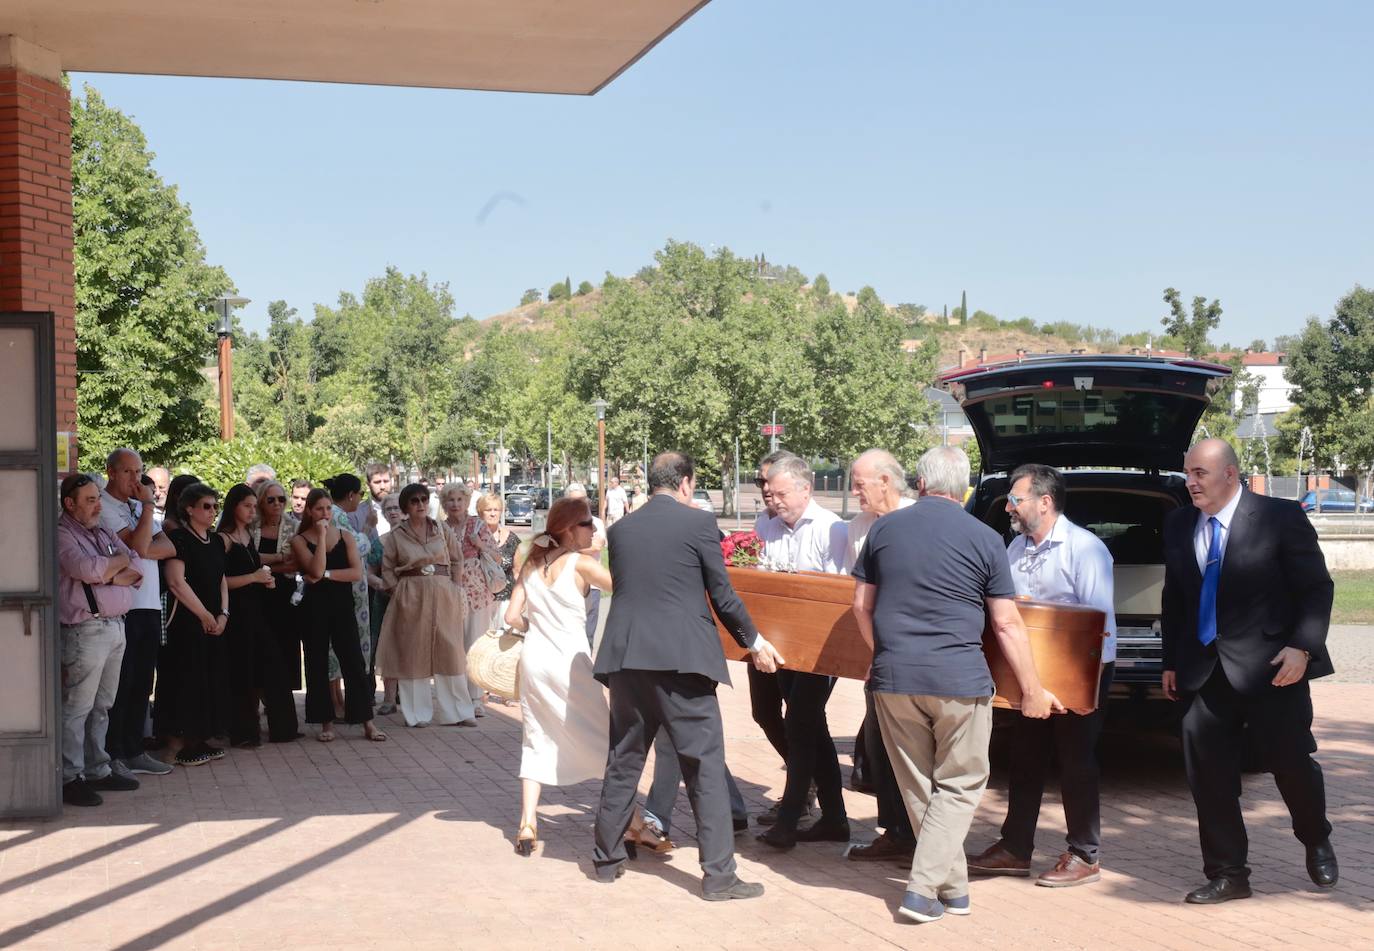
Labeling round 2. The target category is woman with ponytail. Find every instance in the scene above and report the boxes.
[503,497,613,855]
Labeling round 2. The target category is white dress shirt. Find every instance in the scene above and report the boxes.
[757,498,847,575]
[843,497,915,573]
[1193,486,1243,573]
[1006,513,1118,662]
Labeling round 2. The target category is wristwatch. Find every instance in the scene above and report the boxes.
[323,569,332,580]
[219,608,230,617]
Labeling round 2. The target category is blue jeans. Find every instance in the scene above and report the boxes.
[644,730,747,836]
[60,618,126,783]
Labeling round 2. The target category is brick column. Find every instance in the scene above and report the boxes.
[0,38,76,462]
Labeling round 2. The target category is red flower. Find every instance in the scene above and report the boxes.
[721,530,762,567]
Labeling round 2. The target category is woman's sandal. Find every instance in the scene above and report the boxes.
[363,725,388,742]
[625,814,674,857]
[515,823,538,857]
[317,729,336,743]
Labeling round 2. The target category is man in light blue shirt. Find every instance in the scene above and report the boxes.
[968,463,1116,888]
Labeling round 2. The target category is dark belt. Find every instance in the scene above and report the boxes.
[398,564,450,579]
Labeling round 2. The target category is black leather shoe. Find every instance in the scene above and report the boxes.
[796,817,851,843]
[1306,840,1338,888]
[733,817,749,834]
[757,826,797,850]
[702,877,765,901]
[1184,877,1252,904]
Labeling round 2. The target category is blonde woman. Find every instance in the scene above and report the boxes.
[477,492,521,619]
[439,481,502,715]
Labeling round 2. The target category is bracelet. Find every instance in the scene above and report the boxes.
[324,569,332,580]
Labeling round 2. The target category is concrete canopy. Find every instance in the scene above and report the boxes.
[1,0,710,94]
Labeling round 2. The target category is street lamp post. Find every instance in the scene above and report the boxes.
[593,398,608,520]
[214,295,250,441]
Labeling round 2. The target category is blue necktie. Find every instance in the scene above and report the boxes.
[1197,516,1221,646]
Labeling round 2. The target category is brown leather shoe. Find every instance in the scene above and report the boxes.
[847,831,916,862]
[1036,852,1100,887]
[966,842,1031,877]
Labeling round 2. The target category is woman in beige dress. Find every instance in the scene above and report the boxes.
[375,483,478,728]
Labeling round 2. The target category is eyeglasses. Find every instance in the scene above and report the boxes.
[264,495,286,504]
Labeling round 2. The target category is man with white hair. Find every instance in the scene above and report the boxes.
[844,449,917,863]
[564,482,606,645]
[605,476,628,526]
[755,455,850,849]
[852,446,1060,924]
[245,463,276,490]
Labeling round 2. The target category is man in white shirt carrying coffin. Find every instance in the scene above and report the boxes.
[967,464,1116,887]
[754,456,851,849]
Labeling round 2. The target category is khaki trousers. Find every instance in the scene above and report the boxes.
[874,691,992,899]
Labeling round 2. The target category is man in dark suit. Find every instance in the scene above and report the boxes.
[1162,438,1337,904]
[591,451,785,900]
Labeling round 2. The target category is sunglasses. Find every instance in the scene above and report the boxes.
[197,501,220,512]
[577,518,595,528]
[407,496,429,506]
[264,495,286,504]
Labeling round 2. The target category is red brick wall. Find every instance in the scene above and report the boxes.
[0,67,76,456]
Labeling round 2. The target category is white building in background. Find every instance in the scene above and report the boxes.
[1233,351,1296,416]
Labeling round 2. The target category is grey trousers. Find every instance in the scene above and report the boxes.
[592,669,738,889]
[875,691,992,900]
[60,618,127,783]
[644,730,747,835]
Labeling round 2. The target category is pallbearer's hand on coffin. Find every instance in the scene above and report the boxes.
[749,636,785,674]
[1021,688,1065,720]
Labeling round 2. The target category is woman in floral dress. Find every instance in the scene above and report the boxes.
[440,481,501,715]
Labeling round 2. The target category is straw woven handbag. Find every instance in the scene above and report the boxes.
[466,627,523,701]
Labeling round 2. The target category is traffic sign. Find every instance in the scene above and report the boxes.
[759,423,785,436]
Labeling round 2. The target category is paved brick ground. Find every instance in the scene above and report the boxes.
[2,671,1371,950]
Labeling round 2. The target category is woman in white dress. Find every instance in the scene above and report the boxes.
[504,496,612,855]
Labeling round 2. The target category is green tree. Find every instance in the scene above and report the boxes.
[72,84,234,464]
[811,273,831,297]
[799,286,938,480]
[1247,338,1267,353]
[519,288,541,306]
[576,280,595,297]
[1161,287,1222,357]
[1283,287,1374,475]
[548,280,571,302]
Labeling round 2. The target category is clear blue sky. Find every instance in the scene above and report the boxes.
[71,0,1373,345]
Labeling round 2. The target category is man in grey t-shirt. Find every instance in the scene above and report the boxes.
[852,446,1061,924]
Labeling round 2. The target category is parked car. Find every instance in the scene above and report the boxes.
[942,353,1233,710]
[504,492,534,525]
[1299,488,1373,513]
[692,488,715,515]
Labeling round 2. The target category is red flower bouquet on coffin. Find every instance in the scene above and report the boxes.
[721,530,763,567]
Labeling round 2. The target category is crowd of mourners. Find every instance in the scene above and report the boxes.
[56,450,522,806]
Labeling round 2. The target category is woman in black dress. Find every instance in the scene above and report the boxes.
[218,483,299,746]
[290,488,387,743]
[255,480,303,692]
[158,482,231,766]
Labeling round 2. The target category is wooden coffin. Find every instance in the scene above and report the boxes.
[712,568,1107,712]
[713,568,872,680]
[982,599,1107,712]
